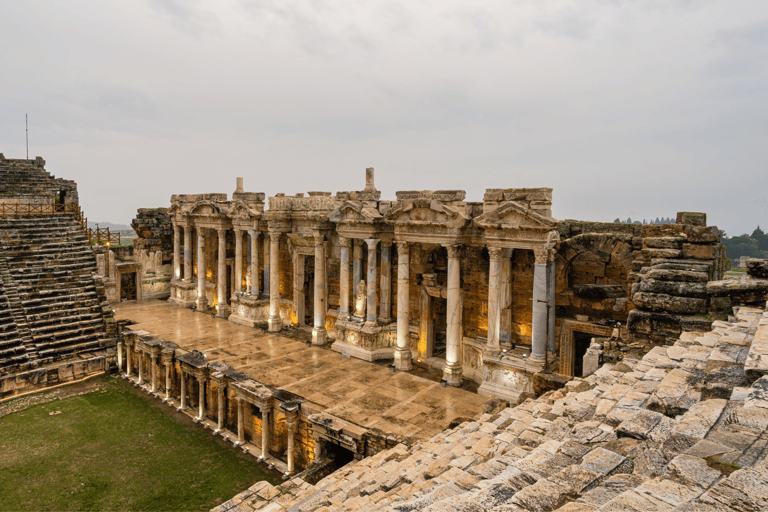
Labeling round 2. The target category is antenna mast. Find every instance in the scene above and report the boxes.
[26,114,29,160]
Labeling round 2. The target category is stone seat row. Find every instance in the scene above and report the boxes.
[223,306,768,512]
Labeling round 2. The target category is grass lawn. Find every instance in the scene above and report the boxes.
[0,375,282,511]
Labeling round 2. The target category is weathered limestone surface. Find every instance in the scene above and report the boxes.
[707,279,768,305]
[213,305,768,512]
[747,258,768,279]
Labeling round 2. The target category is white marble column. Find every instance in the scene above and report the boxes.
[150,354,158,392]
[137,350,144,385]
[215,382,225,433]
[197,375,206,421]
[125,340,132,377]
[548,256,556,353]
[285,409,298,474]
[353,240,363,292]
[216,228,228,318]
[173,223,181,280]
[260,405,271,460]
[164,360,171,401]
[365,239,379,326]
[531,249,548,366]
[249,230,260,296]
[183,226,193,281]
[117,340,123,372]
[263,233,270,297]
[500,250,512,344]
[312,231,327,345]
[339,237,351,320]
[486,247,503,352]
[196,227,207,310]
[234,229,243,297]
[268,232,281,331]
[379,241,392,323]
[235,397,245,446]
[443,244,463,386]
[394,242,412,371]
[179,372,187,411]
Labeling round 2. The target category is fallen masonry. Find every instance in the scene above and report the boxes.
[213,304,768,512]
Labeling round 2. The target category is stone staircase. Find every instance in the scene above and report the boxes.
[0,267,29,369]
[0,216,110,366]
[218,305,768,512]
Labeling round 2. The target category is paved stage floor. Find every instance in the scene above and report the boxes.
[113,300,487,441]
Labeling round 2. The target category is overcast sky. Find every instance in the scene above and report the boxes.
[1,0,766,236]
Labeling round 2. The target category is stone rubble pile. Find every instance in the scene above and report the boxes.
[214,304,768,512]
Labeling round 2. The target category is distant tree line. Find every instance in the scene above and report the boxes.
[722,226,768,261]
[612,217,675,225]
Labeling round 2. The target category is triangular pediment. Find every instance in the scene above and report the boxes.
[474,201,557,230]
[227,201,255,220]
[384,200,470,228]
[329,201,382,224]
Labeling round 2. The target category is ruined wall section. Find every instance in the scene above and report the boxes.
[131,208,173,264]
[0,155,79,206]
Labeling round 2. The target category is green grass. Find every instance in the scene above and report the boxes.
[0,375,281,511]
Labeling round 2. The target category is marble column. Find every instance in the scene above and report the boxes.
[285,409,299,474]
[365,239,379,326]
[339,237,351,320]
[164,360,171,401]
[268,232,281,331]
[173,224,181,280]
[215,382,225,433]
[197,375,206,421]
[394,242,412,371]
[352,239,363,292]
[500,250,513,344]
[179,373,187,411]
[486,247,503,352]
[531,249,548,366]
[263,233,270,297]
[443,244,463,386]
[260,405,270,460]
[137,350,144,385]
[249,230,260,296]
[216,228,228,318]
[548,256,556,353]
[312,231,327,345]
[150,354,158,392]
[235,398,245,446]
[234,229,243,297]
[379,241,392,323]
[184,226,193,281]
[125,340,132,377]
[117,340,123,372]
[196,227,208,310]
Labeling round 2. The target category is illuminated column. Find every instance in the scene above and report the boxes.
[262,233,270,297]
[234,229,243,297]
[163,356,172,402]
[486,247,502,352]
[260,405,271,460]
[249,230,260,296]
[235,397,245,446]
[365,239,379,327]
[197,375,206,421]
[196,227,207,310]
[116,340,123,372]
[179,372,187,411]
[531,249,548,367]
[125,338,132,377]
[443,244,463,386]
[285,408,299,474]
[172,223,181,280]
[338,237,351,320]
[137,349,144,385]
[379,241,392,323]
[215,380,226,433]
[216,228,229,318]
[183,226,192,281]
[548,255,556,353]
[394,242,412,371]
[312,231,327,345]
[150,353,158,392]
[268,232,282,331]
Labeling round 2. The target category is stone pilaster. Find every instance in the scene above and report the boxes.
[365,239,379,327]
[312,231,327,345]
[379,241,392,323]
[183,226,192,281]
[249,230,260,296]
[268,232,282,332]
[234,229,243,297]
[531,249,548,367]
[216,228,229,318]
[486,247,503,352]
[443,244,463,386]
[173,223,181,280]
[394,242,412,371]
[196,227,208,310]
[339,237,351,320]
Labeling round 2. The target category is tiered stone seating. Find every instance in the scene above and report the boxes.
[0,156,72,198]
[217,305,768,512]
[0,276,26,368]
[0,216,109,362]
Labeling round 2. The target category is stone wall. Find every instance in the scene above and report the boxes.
[131,208,173,264]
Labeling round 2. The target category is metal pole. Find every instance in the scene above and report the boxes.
[26,114,28,160]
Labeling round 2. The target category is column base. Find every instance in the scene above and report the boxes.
[196,297,208,311]
[268,315,282,332]
[312,327,327,346]
[529,354,546,371]
[394,347,412,371]
[442,362,463,387]
[216,305,230,318]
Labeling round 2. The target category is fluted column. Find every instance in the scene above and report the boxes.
[312,231,327,345]
[260,405,271,460]
[443,244,463,386]
[353,240,363,292]
[379,241,392,323]
[394,242,412,371]
[262,233,270,297]
[183,226,192,281]
[196,227,208,310]
[531,249,548,366]
[234,229,243,297]
[268,232,282,331]
[339,237,351,320]
[486,247,503,352]
[197,375,206,421]
[285,409,299,474]
[365,239,379,327]
[249,230,260,296]
[216,228,229,318]
[173,223,181,280]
